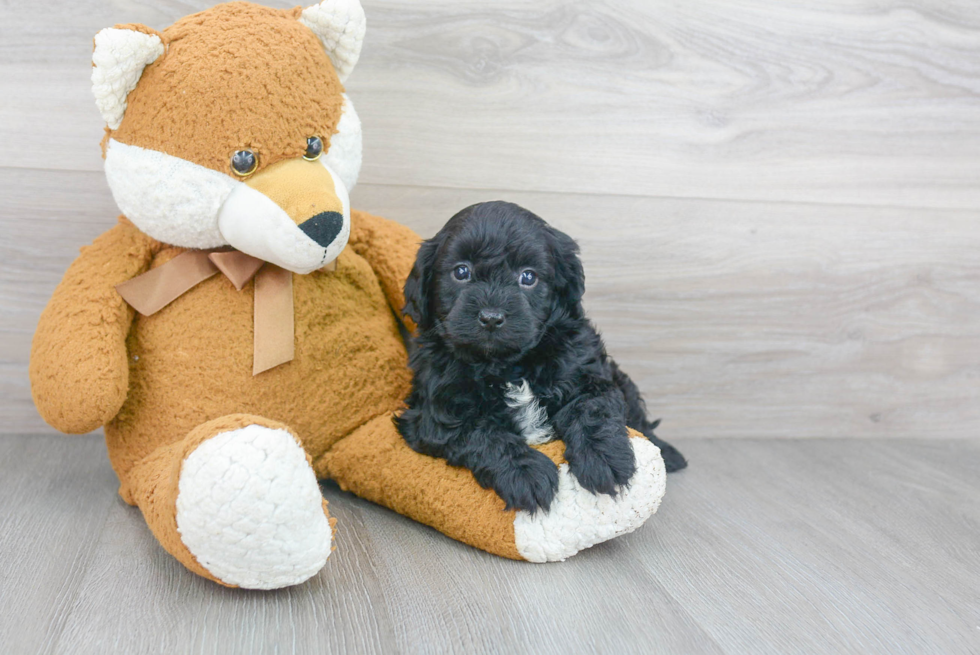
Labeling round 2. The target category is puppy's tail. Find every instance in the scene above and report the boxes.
[610,360,688,472]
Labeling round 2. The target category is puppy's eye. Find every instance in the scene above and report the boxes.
[519,270,537,287]
[304,136,323,161]
[453,264,471,281]
[230,149,258,177]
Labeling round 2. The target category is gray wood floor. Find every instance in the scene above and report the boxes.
[1,434,977,654]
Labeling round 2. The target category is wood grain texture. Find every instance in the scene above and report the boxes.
[350,184,980,441]
[0,436,118,654]
[2,0,979,438]
[2,1,980,208]
[3,172,979,438]
[1,434,977,654]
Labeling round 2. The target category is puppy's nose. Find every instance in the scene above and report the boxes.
[478,309,506,330]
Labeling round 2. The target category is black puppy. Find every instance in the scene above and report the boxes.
[396,201,686,513]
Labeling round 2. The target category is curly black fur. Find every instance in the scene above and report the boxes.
[396,201,686,513]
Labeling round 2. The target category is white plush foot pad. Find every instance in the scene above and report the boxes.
[176,425,332,589]
[514,438,667,563]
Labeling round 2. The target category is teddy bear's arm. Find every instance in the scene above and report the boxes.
[29,219,158,434]
[348,209,422,330]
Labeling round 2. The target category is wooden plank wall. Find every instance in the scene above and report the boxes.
[1,0,978,439]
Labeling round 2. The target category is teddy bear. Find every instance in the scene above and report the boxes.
[29,0,667,589]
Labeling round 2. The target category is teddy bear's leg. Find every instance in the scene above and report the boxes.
[123,414,334,589]
[315,413,667,562]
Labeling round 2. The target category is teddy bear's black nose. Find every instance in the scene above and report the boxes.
[298,211,344,247]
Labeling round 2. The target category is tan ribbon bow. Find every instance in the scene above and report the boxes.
[115,249,297,375]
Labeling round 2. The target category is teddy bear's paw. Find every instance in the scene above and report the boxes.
[175,424,332,589]
[513,437,666,563]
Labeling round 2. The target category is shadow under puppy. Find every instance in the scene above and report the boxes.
[396,201,686,513]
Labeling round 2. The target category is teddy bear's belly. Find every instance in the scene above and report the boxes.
[106,249,412,477]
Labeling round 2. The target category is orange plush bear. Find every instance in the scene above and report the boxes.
[29,0,667,589]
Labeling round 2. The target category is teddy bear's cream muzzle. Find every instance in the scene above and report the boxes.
[103,136,352,275]
[218,156,351,274]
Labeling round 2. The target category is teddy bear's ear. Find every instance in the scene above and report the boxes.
[91,26,165,130]
[299,0,366,83]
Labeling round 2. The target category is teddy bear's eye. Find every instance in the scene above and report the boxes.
[230,149,258,177]
[304,136,323,161]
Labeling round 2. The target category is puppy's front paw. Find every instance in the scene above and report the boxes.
[493,449,560,513]
[566,424,637,496]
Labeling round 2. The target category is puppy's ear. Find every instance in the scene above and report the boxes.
[403,237,441,330]
[547,225,585,310]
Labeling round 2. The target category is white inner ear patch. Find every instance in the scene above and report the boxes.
[92,28,165,130]
[504,379,555,446]
[299,0,367,83]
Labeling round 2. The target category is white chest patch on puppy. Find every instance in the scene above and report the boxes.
[504,379,555,446]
